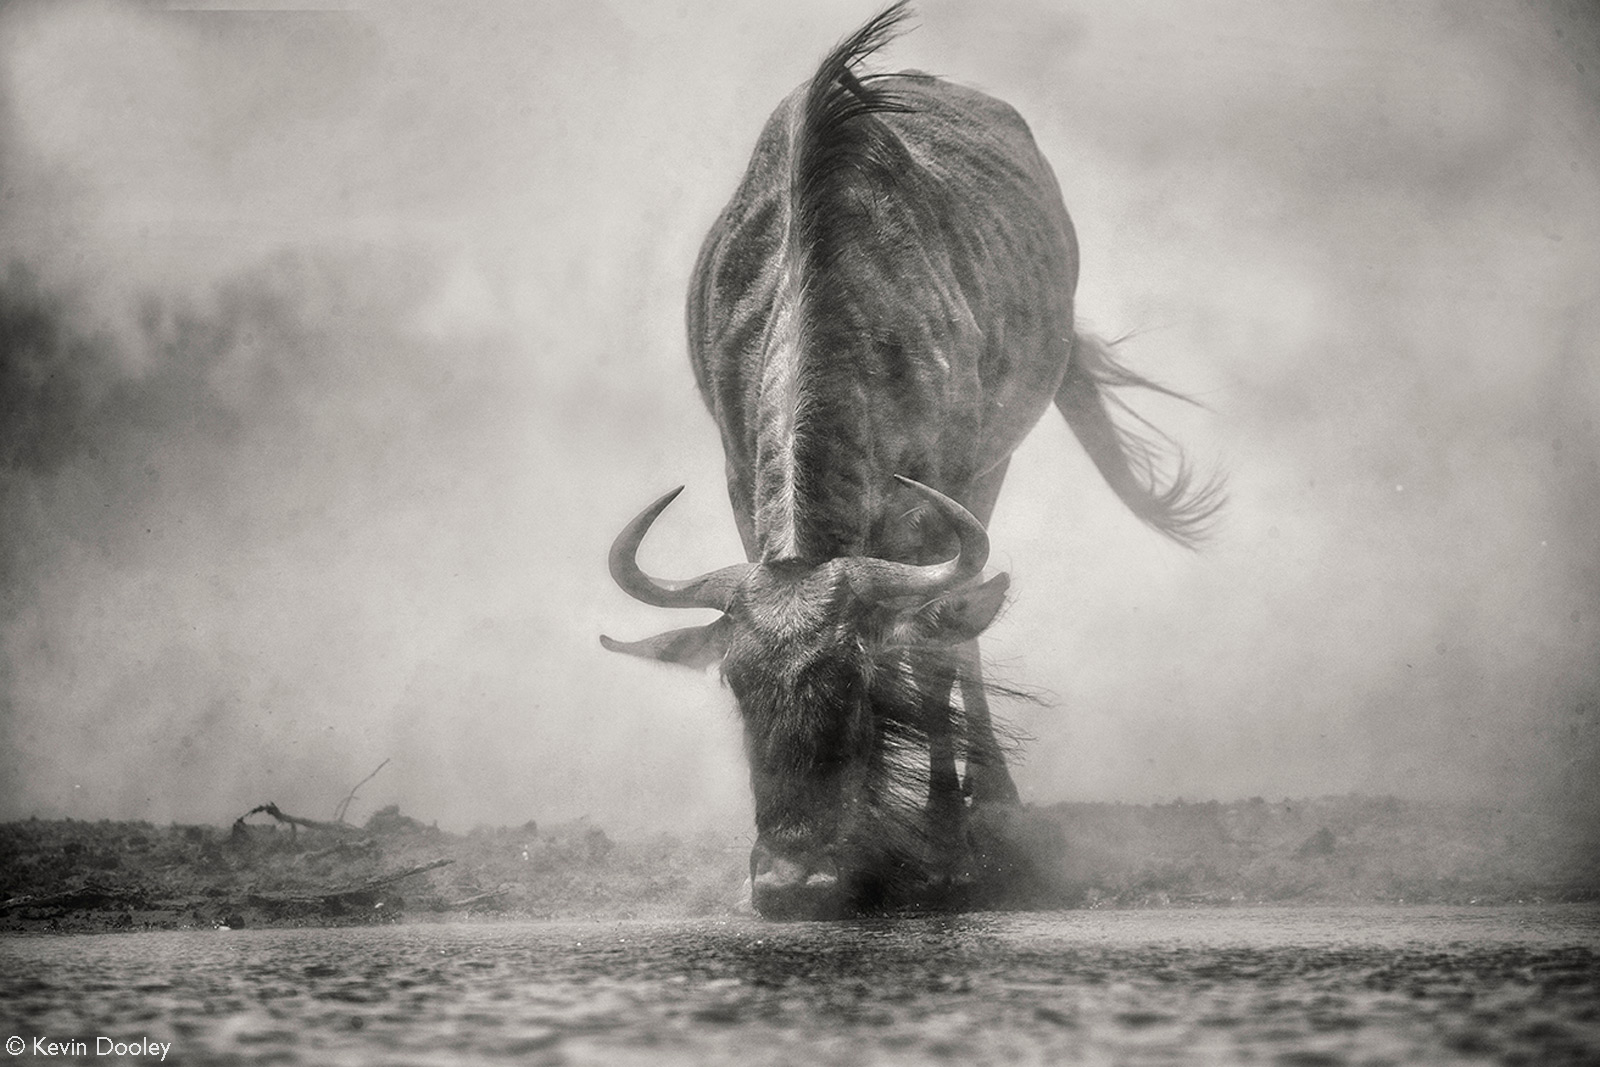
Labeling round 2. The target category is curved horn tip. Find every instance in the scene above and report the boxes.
[646,485,687,513]
[894,472,991,574]
[891,474,963,507]
[608,487,751,611]
[611,486,687,563]
[890,473,983,524]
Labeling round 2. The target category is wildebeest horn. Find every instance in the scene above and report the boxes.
[608,487,751,610]
[842,476,990,602]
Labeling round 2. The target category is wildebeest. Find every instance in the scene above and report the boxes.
[603,2,1220,919]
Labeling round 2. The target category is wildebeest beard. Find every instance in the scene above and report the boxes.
[718,565,1017,917]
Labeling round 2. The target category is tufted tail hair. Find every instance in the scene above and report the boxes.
[1056,331,1226,548]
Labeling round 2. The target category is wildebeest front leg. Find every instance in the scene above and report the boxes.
[955,640,1019,806]
[924,660,963,832]
[919,653,972,895]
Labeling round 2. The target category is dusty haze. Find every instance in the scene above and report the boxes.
[2,1,1596,853]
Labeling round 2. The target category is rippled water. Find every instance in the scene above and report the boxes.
[3,906,1597,1065]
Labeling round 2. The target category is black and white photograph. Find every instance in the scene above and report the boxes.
[2,1,1597,1063]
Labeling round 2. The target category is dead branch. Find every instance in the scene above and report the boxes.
[295,838,379,864]
[0,884,143,914]
[233,802,352,838]
[333,758,391,824]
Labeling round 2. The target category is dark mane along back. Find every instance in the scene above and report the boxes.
[791,0,917,282]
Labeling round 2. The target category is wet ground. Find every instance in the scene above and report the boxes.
[3,906,1597,1065]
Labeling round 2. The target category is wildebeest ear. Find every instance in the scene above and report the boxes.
[903,572,1010,646]
[600,616,732,669]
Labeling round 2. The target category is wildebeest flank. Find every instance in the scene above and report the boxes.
[603,2,1221,919]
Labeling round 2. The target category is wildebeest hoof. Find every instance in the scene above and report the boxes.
[749,843,846,920]
[752,862,844,921]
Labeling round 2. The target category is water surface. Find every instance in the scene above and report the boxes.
[4,906,1597,1065]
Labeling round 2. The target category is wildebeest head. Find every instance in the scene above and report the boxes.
[602,477,1007,918]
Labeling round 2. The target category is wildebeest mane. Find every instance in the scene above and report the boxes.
[791,1,918,281]
[778,1,933,558]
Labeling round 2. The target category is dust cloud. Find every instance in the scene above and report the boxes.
[1,1,1596,859]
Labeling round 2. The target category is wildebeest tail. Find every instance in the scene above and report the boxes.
[1056,331,1225,548]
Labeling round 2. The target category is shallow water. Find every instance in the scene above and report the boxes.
[3,906,1597,1065]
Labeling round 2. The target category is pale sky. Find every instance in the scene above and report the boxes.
[2,0,1596,837]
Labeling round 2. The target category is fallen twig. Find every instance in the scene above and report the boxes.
[448,887,509,908]
[334,758,391,824]
[248,858,454,905]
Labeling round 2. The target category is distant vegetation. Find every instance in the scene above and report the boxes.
[2,796,1594,932]
[1045,794,1596,907]
[0,805,746,932]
